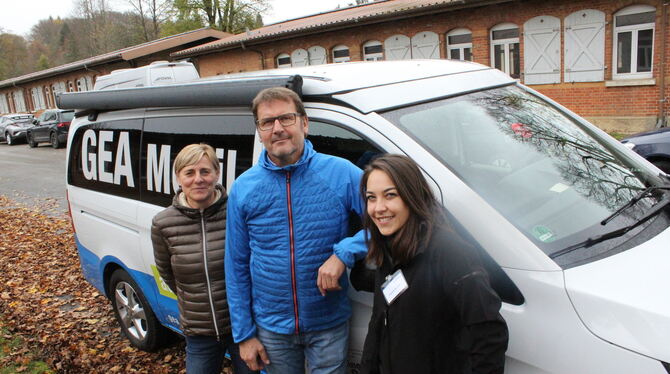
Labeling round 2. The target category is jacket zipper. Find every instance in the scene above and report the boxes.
[286,171,300,334]
[201,211,220,339]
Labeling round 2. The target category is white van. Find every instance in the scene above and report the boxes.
[59,60,670,373]
[92,60,199,91]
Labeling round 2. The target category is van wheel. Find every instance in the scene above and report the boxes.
[50,132,61,148]
[27,134,37,148]
[6,133,14,146]
[652,160,670,174]
[109,269,169,351]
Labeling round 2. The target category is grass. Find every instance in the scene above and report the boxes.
[0,323,53,374]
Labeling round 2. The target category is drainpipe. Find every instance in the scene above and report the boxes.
[241,40,266,70]
[657,1,668,128]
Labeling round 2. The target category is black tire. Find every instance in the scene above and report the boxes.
[108,269,170,351]
[27,134,37,148]
[5,133,14,146]
[50,132,62,149]
[652,159,670,175]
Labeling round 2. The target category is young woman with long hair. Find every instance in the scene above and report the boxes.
[359,154,508,374]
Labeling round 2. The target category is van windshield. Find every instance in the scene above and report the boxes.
[383,85,669,262]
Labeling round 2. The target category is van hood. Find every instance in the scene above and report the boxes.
[564,226,670,362]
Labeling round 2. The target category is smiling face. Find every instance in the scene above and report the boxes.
[176,155,219,209]
[256,98,309,167]
[365,169,411,236]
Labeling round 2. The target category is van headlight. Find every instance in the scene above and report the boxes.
[623,142,636,150]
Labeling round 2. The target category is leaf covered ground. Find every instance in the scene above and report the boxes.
[0,195,187,373]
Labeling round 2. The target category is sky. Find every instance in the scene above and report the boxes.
[0,0,349,37]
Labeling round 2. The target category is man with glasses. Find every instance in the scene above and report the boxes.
[225,87,367,374]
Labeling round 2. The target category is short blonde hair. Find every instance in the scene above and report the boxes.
[173,143,219,176]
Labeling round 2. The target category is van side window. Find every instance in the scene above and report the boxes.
[141,115,256,207]
[68,119,143,201]
[309,120,381,169]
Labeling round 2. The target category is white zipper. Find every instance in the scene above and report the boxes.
[201,211,220,338]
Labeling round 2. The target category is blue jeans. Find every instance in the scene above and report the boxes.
[257,321,349,374]
[185,334,257,374]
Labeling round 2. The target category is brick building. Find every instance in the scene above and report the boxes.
[1,0,667,134]
[173,0,668,134]
[0,28,229,115]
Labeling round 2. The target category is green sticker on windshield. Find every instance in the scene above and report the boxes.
[532,225,555,242]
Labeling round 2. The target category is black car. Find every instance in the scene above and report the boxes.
[0,114,35,145]
[621,127,670,174]
[27,109,75,148]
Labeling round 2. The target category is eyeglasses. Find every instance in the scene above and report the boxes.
[256,112,301,131]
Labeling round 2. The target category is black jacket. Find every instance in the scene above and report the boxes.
[359,225,508,374]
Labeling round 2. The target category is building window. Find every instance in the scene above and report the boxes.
[490,23,520,79]
[276,53,291,68]
[564,9,605,82]
[411,31,440,59]
[447,28,473,61]
[291,49,309,67]
[363,40,383,61]
[523,16,561,85]
[0,94,9,114]
[613,5,655,79]
[68,81,75,92]
[332,45,350,63]
[384,34,411,60]
[308,46,327,65]
[14,90,26,112]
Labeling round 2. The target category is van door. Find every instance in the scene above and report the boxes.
[67,116,143,291]
[137,110,256,328]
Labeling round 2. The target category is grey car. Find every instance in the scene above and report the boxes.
[0,114,35,145]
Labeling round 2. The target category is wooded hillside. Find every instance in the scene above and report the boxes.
[0,0,269,81]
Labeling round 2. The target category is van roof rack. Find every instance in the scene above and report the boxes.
[57,75,303,114]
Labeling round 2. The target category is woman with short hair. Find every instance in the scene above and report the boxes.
[151,143,254,374]
[359,154,508,374]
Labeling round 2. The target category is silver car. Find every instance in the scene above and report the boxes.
[0,114,35,145]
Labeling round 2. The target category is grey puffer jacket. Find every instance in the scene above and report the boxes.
[151,184,231,337]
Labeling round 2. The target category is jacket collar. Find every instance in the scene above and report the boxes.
[259,139,315,172]
[172,184,227,218]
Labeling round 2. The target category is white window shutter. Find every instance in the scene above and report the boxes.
[384,34,411,60]
[524,16,561,84]
[308,46,327,65]
[411,31,440,59]
[291,49,309,67]
[565,9,605,82]
[15,90,26,112]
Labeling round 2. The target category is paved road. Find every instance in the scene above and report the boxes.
[0,141,68,213]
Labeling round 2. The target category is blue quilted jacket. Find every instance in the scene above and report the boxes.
[225,140,367,343]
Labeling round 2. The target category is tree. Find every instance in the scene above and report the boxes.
[123,0,172,41]
[0,33,30,80]
[167,0,268,34]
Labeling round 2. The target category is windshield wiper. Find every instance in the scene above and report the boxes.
[550,189,670,259]
[600,186,670,225]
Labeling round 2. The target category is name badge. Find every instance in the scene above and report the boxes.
[381,269,408,305]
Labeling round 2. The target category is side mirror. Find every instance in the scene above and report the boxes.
[32,119,38,125]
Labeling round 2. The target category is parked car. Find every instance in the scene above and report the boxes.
[27,109,74,148]
[622,127,670,174]
[58,60,670,373]
[0,113,35,145]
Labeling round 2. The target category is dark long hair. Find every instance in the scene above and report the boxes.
[360,154,444,266]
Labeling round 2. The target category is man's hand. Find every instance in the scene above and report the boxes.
[239,337,270,371]
[317,254,346,296]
